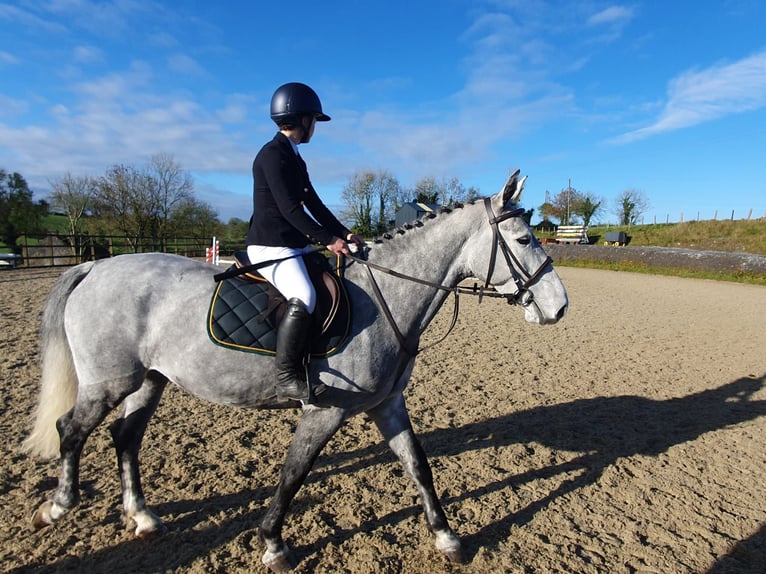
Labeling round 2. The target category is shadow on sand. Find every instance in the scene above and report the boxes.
[13,374,766,573]
[705,522,766,574]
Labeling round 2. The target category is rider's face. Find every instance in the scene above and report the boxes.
[301,116,316,143]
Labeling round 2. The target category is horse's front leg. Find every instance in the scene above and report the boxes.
[366,393,465,563]
[260,406,346,573]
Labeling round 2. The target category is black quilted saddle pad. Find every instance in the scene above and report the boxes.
[207,278,280,354]
[206,270,350,357]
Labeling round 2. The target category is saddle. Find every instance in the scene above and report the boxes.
[206,251,350,356]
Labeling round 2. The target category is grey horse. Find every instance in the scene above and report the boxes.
[23,169,568,572]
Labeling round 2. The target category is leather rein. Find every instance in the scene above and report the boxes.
[347,198,553,357]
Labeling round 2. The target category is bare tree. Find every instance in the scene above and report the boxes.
[49,173,95,257]
[441,177,480,205]
[614,189,650,226]
[91,156,197,251]
[93,164,151,252]
[342,170,400,236]
[576,192,603,227]
[405,176,477,206]
[540,186,583,225]
[538,185,603,226]
[146,153,194,249]
[412,176,440,204]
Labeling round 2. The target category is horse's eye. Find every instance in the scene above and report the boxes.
[517,235,531,246]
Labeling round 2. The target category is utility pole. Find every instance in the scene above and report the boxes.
[566,178,572,225]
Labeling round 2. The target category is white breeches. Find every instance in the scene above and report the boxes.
[246,245,317,313]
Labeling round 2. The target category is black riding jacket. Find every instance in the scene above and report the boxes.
[246,132,349,248]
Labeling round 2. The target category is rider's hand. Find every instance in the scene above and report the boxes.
[326,236,349,256]
[327,234,366,256]
[346,233,366,250]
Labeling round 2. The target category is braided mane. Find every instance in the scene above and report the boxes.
[372,200,479,244]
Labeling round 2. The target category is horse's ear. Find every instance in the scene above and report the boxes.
[494,168,527,207]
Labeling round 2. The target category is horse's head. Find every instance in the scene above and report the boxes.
[466,169,568,325]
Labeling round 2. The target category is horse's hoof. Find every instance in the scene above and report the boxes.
[435,529,465,563]
[31,501,54,530]
[262,545,293,573]
[136,522,167,539]
[443,546,467,564]
[129,510,167,539]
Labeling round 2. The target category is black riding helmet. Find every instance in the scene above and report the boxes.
[270,82,331,126]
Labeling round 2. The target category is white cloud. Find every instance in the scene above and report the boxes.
[584,4,635,43]
[0,95,28,117]
[73,62,152,100]
[0,50,18,65]
[147,31,180,49]
[587,5,635,27]
[612,49,766,143]
[73,45,103,63]
[216,95,254,124]
[44,0,159,38]
[0,61,258,193]
[0,3,68,34]
[167,53,207,77]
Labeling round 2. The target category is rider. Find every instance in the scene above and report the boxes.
[246,82,365,401]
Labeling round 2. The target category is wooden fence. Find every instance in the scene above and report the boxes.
[8,234,245,269]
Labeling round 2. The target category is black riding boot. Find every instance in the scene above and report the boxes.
[275,298,311,401]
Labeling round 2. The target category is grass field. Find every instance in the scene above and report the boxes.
[592,219,765,254]
[536,217,766,256]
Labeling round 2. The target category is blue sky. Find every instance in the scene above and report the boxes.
[1,1,765,224]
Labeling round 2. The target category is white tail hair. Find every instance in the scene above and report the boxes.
[22,340,78,458]
[22,263,93,459]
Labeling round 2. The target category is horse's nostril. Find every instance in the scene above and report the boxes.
[556,304,567,320]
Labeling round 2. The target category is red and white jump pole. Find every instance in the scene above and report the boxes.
[205,236,220,265]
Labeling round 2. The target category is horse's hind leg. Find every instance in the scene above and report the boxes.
[32,391,124,529]
[260,406,346,572]
[109,372,167,538]
[367,393,465,563]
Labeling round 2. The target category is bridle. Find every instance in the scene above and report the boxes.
[347,198,553,356]
[482,197,553,306]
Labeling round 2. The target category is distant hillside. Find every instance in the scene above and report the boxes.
[538,218,766,255]
[594,219,765,255]
[539,218,766,284]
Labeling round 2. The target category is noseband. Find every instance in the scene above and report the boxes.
[348,200,553,356]
[482,197,553,306]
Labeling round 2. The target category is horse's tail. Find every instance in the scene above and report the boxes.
[22,262,95,459]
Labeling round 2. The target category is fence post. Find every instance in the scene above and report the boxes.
[48,234,55,266]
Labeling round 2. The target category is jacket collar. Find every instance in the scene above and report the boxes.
[275,131,300,155]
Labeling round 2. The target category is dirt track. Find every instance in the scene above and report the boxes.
[1,265,765,573]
